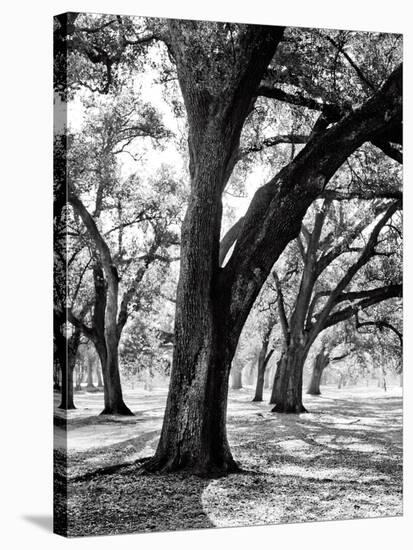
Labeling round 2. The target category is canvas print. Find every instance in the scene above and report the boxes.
[53,12,403,537]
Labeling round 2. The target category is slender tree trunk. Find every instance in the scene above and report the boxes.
[95,342,110,410]
[86,353,95,391]
[253,341,267,402]
[307,348,329,395]
[96,362,103,388]
[94,337,132,415]
[270,343,308,413]
[253,343,274,402]
[101,332,132,415]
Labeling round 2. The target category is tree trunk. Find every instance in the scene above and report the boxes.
[253,343,273,402]
[144,323,238,475]
[307,348,329,395]
[58,329,81,410]
[68,198,133,416]
[270,344,308,413]
[86,353,95,391]
[58,357,76,410]
[140,136,240,474]
[253,342,267,402]
[137,23,285,476]
[94,337,132,415]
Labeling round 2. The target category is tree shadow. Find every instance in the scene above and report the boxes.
[65,468,215,537]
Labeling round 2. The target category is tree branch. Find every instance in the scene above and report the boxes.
[355,311,402,346]
[221,63,402,342]
[324,284,402,329]
[240,134,309,157]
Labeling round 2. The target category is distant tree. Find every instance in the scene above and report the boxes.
[269,199,401,412]
[66,96,182,415]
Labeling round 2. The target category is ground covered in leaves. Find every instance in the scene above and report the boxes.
[54,385,402,537]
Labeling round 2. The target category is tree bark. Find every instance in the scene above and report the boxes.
[141,24,284,475]
[270,343,308,413]
[253,341,273,402]
[307,347,329,395]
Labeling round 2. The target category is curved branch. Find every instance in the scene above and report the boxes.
[323,284,402,329]
[355,314,402,346]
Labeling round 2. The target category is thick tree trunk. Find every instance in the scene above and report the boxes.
[139,23,285,476]
[145,333,238,475]
[140,141,239,474]
[231,368,243,390]
[307,348,329,395]
[142,176,239,473]
[270,344,308,413]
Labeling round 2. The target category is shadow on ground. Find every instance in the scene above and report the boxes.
[66,469,214,536]
[60,386,402,536]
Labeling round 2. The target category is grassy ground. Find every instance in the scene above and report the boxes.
[54,385,402,537]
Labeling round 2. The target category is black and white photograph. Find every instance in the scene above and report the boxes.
[51,10,403,538]
[3,2,409,547]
